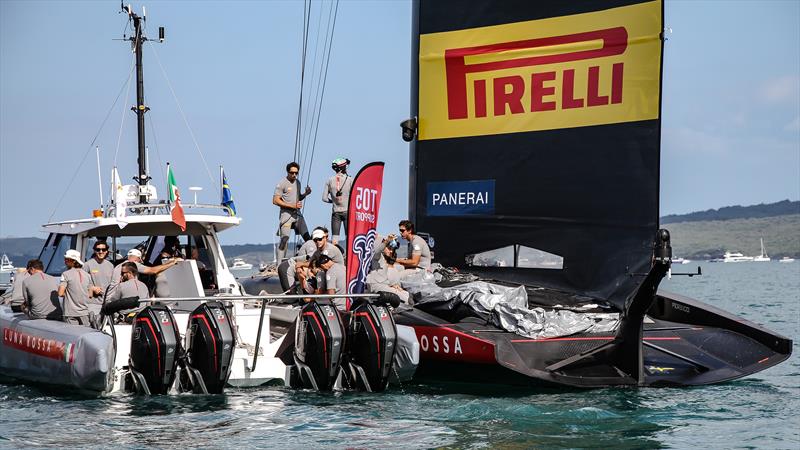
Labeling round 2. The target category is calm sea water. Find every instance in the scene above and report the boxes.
[1,262,798,449]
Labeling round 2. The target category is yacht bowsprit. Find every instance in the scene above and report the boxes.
[393,0,792,387]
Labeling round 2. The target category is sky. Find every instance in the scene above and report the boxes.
[1,0,798,245]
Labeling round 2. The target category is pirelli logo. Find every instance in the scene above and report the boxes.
[418,0,662,140]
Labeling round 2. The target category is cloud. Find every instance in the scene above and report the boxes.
[784,115,800,132]
[662,126,729,155]
[758,75,800,105]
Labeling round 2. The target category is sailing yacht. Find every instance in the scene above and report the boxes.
[0,254,14,273]
[753,238,771,262]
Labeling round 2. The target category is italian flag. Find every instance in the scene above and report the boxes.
[167,163,186,231]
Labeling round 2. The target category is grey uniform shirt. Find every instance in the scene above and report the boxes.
[60,267,92,317]
[409,235,432,269]
[6,270,30,305]
[274,177,303,222]
[316,262,347,310]
[22,272,61,319]
[84,258,114,293]
[106,278,149,302]
[108,261,148,294]
[322,174,353,213]
[294,241,345,265]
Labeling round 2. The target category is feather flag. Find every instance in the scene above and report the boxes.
[112,167,128,229]
[167,163,186,231]
[221,166,237,216]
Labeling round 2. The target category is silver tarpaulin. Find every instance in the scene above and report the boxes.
[402,273,618,339]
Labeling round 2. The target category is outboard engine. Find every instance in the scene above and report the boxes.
[344,299,398,392]
[291,299,346,390]
[128,305,181,395]
[180,301,236,394]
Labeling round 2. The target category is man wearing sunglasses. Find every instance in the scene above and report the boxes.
[396,220,432,270]
[273,161,313,262]
[84,241,114,298]
[280,227,344,293]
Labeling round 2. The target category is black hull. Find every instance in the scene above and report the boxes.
[395,290,792,388]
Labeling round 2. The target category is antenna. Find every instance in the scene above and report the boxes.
[159,26,165,42]
[142,6,146,19]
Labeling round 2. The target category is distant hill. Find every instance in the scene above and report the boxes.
[3,200,798,264]
[661,199,799,224]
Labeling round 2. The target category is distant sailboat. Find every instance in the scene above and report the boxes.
[753,238,771,262]
[0,254,15,273]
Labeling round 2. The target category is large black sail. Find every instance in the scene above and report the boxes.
[408,0,664,306]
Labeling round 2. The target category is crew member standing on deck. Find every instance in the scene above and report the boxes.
[84,240,114,299]
[58,250,94,326]
[273,161,312,262]
[321,158,353,247]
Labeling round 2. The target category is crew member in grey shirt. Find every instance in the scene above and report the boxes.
[273,161,312,262]
[278,226,344,292]
[396,220,432,270]
[22,259,61,320]
[58,250,93,326]
[321,157,353,246]
[108,248,180,294]
[315,254,347,311]
[106,262,149,302]
[84,241,114,300]
[1,265,30,306]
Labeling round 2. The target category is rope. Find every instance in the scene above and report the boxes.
[47,59,136,223]
[147,40,217,188]
[293,0,312,163]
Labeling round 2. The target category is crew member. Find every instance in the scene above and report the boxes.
[396,220,432,270]
[108,248,180,294]
[1,266,30,307]
[314,254,347,311]
[273,161,312,262]
[22,259,61,320]
[106,262,149,302]
[58,249,93,326]
[321,157,353,246]
[366,246,410,304]
[84,241,114,299]
[293,227,345,293]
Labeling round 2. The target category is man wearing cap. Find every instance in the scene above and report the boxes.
[322,157,353,246]
[22,259,62,320]
[273,161,312,262]
[58,250,93,326]
[107,248,180,295]
[396,220,432,270]
[313,254,347,311]
[278,226,342,292]
[84,241,114,299]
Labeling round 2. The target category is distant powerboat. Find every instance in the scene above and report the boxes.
[779,257,795,263]
[229,258,253,271]
[0,254,15,273]
[722,251,754,263]
[671,256,691,264]
[753,238,771,262]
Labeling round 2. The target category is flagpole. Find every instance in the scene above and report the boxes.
[220,165,224,205]
[96,146,104,209]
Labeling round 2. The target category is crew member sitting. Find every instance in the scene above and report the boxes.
[279,226,344,293]
[366,246,410,304]
[106,262,149,303]
[313,254,347,311]
[22,259,62,320]
[395,220,432,270]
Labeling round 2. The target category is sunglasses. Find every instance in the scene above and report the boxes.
[95,248,108,252]
[313,237,325,242]
[399,228,407,232]
[288,171,299,175]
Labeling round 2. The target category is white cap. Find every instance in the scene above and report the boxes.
[312,229,326,240]
[127,248,143,259]
[64,249,83,266]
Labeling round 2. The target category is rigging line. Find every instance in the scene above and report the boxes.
[300,2,327,171]
[147,40,216,188]
[305,0,339,189]
[113,57,137,169]
[293,0,312,163]
[46,58,136,223]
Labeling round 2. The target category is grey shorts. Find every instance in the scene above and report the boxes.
[331,211,347,236]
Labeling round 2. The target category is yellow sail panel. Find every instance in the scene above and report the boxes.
[418,0,662,140]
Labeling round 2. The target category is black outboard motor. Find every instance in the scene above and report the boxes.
[292,299,346,390]
[129,305,181,395]
[344,296,398,392]
[181,301,236,394]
